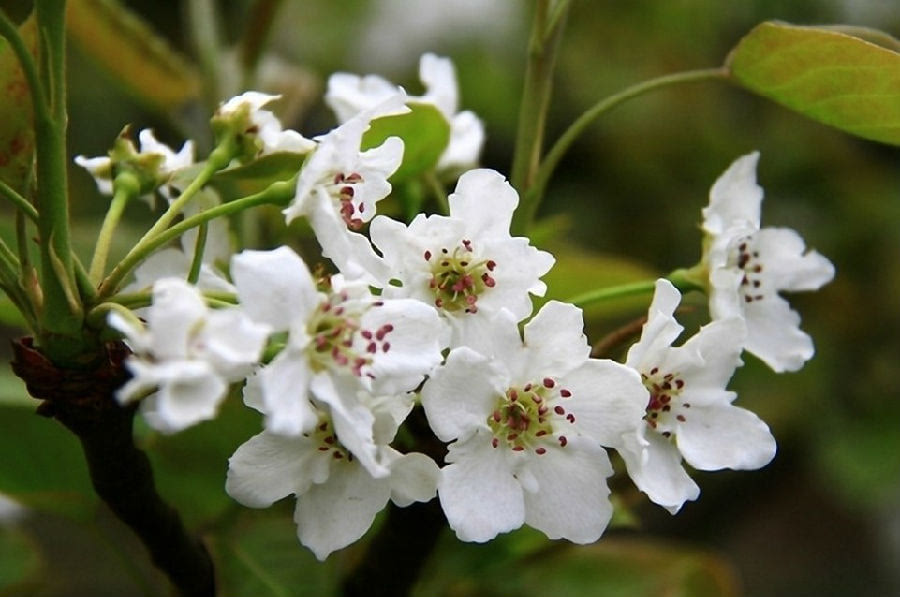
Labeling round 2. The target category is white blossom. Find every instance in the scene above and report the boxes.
[620,279,777,513]
[74,129,194,200]
[370,168,554,347]
[226,386,438,560]
[420,302,646,543]
[326,52,485,174]
[231,246,446,436]
[216,91,316,158]
[702,152,835,372]
[109,278,270,433]
[283,95,408,284]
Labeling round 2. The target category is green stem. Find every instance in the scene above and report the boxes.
[567,279,658,307]
[239,0,286,90]
[97,176,296,298]
[149,140,235,237]
[0,179,38,222]
[509,0,568,198]
[187,0,223,111]
[425,171,449,215]
[517,67,729,234]
[33,0,84,359]
[89,174,139,284]
[568,270,706,308]
[186,221,209,285]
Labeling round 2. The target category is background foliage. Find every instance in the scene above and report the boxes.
[1,1,899,595]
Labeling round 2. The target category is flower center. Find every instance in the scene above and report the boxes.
[330,171,365,230]
[424,239,497,314]
[306,291,393,377]
[310,415,353,461]
[486,378,574,454]
[731,235,765,304]
[642,367,690,437]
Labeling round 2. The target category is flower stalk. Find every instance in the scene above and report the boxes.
[510,0,569,206]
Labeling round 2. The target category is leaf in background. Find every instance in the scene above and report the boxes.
[0,405,97,519]
[415,534,739,597]
[727,22,900,146]
[145,393,262,528]
[362,102,450,184]
[539,243,657,320]
[66,0,200,116]
[0,14,36,194]
[0,294,28,329]
[208,511,341,597]
[0,525,42,594]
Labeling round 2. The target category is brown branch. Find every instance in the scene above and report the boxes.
[341,407,447,597]
[11,337,216,597]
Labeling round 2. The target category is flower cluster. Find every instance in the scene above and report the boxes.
[83,55,833,559]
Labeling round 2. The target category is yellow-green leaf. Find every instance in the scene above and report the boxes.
[727,21,900,146]
[210,153,305,201]
[0,14,36,194]
[67,0,200,114]
[362,102,450,184]
[540,243,658,321]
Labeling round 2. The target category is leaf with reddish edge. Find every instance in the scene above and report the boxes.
[0,14,36,194]
[727,21,900,146]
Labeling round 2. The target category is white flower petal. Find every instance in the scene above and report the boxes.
[258,348,318,435]
[362,298,446,394]
[702,151,762,235]
[522,301,591,377]
[558,359,647,447]
[146,279,207,360]
[420,347,502,443]
[389,450,440,507]
[743,296,815,372]
[141,361,227,433]
[677,403,777,471]
[449,169,518,238]
[437,110,484,173]
[295,460,391,560]
[753,227,835,291]
[303,186,390,284]
[419,53,458,116]
[618,431,700,514]
[310,373,385,478]
[625,279,684,369]
[231,247,319,330]
[202,309,270,381]
[225,431,320,508]
[675,317,745,395]
[325,72,399,123]
[521,439,613,543]
[439,435,525,542]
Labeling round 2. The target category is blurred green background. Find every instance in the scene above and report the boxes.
[2,1,900,595]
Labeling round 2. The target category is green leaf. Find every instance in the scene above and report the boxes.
[361,102,451,184]
[539,243,658,320]
[66,0,200,115]
[0,13,36,194]
[727,21,900,146]
[416,536,740,597]
[209,510,341,597]
[145,393,262,527]
[0,525,42,594]
[0,405,97,518]
[0,293,28,328]
[210,153,305,202]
